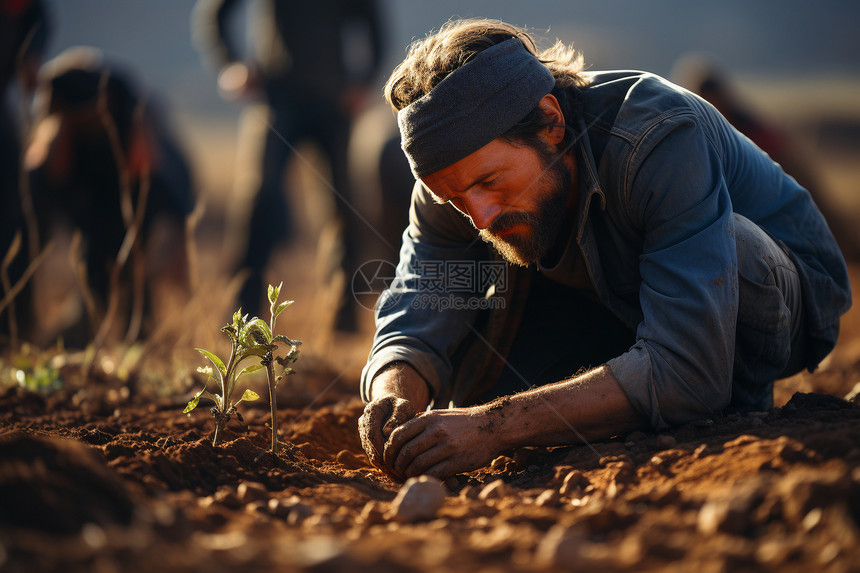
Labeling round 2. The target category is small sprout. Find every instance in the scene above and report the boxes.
[184,283,301,452]
[238,388,260,403]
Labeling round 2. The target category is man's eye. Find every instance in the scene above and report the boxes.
[483,177,500,188]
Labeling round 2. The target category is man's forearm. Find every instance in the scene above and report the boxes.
[369,362,431,411]
[487,365,647,449]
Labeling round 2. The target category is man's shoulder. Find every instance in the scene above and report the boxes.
[581,70,703,140]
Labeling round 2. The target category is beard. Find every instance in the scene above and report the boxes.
[478,151,572,267]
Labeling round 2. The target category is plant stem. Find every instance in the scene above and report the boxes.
[265,359,278,454]
[212,418,223,446]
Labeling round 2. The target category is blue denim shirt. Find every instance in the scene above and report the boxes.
[361,71,851,428]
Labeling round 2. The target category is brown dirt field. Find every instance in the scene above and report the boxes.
[2,120,859,572]
[1,257,860,573]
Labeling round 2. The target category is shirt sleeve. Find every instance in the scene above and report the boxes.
[606,114,738,429]
[191,0,243,71]
[360,182,491,403]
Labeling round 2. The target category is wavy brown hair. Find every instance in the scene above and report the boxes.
[384,18,590,149]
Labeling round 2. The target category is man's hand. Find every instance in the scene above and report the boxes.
[358,362,430,473]
[358,396,415,470]
[217,61,261,101]
[383,407,504,479]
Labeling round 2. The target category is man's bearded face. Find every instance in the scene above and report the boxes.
[477,146,572,266]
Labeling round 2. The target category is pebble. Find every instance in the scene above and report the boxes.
[477,479,508,500]
[237,481,269,504]
[387,475,447,523]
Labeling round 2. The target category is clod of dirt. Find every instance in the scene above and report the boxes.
[0,432,134,534]
[771,467,860,524]
[535,523,603,569]
[357,500,387,526]
[655,434,677,449]
[387,475,447,523]
[535,488,561,507]
[268,496,314,524]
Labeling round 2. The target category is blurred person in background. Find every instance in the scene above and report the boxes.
[25,47,194,345]
[192,0,384,331]
[0,0,49,343]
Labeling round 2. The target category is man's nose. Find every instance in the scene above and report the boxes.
[462,194,501,231]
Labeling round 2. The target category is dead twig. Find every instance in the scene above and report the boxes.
[69,230,101,332]
[1,232,23,346]
[0,241,55,318]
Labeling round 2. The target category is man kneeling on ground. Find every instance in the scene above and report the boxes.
[358,19,851,479]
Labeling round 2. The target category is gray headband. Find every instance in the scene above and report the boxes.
[398,38,556,179]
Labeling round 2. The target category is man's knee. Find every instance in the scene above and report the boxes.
[732,214,804,409]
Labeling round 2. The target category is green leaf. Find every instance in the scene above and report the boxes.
[220,324,237,341]
[268,282,282,305]
[238,388,260,403]
[274,300,293,320]
[239,363,263,377]
[183,395,200,414]
[195,348,227,377]
[240,346,271,359]
[241,317,272,346]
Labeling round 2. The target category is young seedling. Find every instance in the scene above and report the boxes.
[183,282,301,451]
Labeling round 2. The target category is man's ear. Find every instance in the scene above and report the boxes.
[537,94,565,145]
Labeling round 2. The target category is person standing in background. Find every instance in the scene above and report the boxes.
[0,0,50,343]
[192,0,384,330]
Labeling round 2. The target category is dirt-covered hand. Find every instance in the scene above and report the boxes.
[358,396,415,471]
[382,408,504,479]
